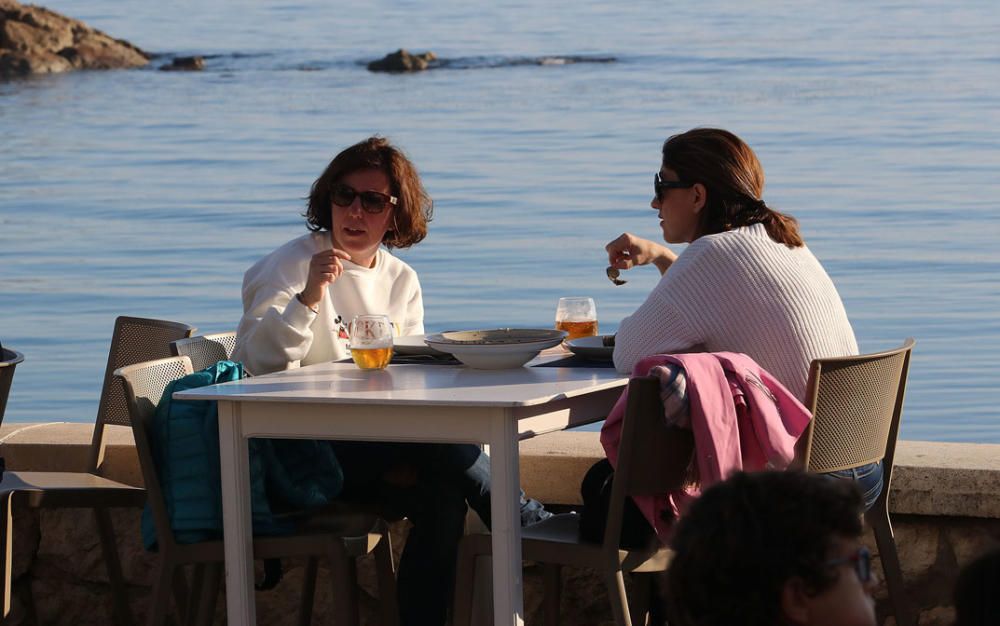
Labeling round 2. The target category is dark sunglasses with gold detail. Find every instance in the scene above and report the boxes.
[331,183,398,214]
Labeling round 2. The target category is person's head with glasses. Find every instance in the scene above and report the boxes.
[305,136,434,264]
[652,128,803,248]
[667,471,876,626]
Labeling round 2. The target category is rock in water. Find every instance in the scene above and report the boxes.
[0,0,149,80]
[367,48,436,73]
[160,55,204,71]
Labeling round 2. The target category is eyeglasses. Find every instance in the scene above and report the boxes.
[825,546,872,584]
[654,172,695,199]
[331,183,398,214]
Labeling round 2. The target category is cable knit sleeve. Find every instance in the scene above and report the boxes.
[232,240,316,375]
[612,276,703,374]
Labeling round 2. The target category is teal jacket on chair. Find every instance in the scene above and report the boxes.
[141,360,344,550]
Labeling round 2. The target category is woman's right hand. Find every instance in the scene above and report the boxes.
[605,233,677,275]
[299,247,352,310]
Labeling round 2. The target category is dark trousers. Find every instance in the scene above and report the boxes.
[329,441,549,626]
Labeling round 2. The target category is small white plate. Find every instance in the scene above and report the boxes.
[394,334,449,356]
[566,335,615,361]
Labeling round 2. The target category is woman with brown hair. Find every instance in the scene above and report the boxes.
[606,127,857,401]
[234,136,550,626]
[606,128,881,509]
[234,135,432,375]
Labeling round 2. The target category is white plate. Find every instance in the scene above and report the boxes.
[393,334,449,356]
[433,328,566,345]
[566,335,615,361]
[425,329,566,369]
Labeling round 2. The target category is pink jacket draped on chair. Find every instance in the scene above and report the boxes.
[600,352,812,540]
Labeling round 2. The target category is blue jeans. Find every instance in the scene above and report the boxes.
[329,441,549,626]
[825,460,884,511]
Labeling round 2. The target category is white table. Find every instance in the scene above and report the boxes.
[174,357,627,625]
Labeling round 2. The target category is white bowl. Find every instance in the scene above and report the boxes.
[424,328,566,369]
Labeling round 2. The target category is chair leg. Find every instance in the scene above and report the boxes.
[604,569,632,626]
[328,550,358,626]
[373,532,399,626]
[298,557,318,626]
[193,563,221,626]
[146,558,176,626]
[542,563,561,626]
[0,491,13,619]
[171,564,192,625]
[867,508,914,626]
[347,557,361,626]
[451,536,482,626]
[95,507,137,626]
[627,573,651,626]
[186,565,205,626]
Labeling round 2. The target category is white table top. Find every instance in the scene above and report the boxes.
[175,356,626,408]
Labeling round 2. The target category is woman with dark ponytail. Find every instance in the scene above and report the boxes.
[607,127,857,399]
[607,128,880,508]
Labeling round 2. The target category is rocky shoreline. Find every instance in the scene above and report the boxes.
[0,0,148,80]
[2,3,618,81]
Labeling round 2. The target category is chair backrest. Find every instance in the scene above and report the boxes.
[800,339,915,476]
[0,347,26,427]
[88,317,196,474]
[603,376,695,550]
[171,332,237,372]
[115,355,194,552]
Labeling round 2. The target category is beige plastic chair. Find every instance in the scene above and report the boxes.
[0,346,25,427]
[115,355,399,626]
[799,338,916,626]
[170,332,238,372]
[0,316,196,623]
[453,376,694,626]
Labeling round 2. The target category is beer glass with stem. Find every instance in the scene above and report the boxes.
[554,297,598,341]
[349,314,394,370]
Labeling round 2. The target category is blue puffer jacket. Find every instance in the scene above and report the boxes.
[141,360,344,550]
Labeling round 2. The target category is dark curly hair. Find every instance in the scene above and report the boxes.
[662,128,804,248]
[667,471,864,626]
[304,136,433,249]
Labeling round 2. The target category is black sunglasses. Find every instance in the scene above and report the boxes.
[825,546,872,584]
[331,183,398,214]
[654,172,695,199]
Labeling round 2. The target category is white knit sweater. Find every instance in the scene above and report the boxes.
[613,223,858,401]
[233,231,424,375]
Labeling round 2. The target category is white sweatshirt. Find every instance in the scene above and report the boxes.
[613,223,858,401]
[233,231,424,375]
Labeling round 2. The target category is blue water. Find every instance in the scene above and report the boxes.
[1,1,998,442]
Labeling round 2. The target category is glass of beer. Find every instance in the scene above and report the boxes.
[349,314,394,370]
[555,297,598,341]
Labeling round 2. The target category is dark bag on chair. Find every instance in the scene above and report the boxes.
[578,458,655,549]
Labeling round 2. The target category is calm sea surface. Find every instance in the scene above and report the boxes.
[1,1,998,442]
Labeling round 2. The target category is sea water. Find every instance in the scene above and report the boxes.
[1,0,998,441]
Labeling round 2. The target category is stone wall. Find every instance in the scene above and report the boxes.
[2,424,998,625]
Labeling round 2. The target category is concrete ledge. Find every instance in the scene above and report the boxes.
[2,422,1000,625]
[519,432,1000,519]
[0,423,143,486]
[4,423,1000,519]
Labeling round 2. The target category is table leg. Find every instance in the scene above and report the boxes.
[218,400,257,625]
[488,408,526,626]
